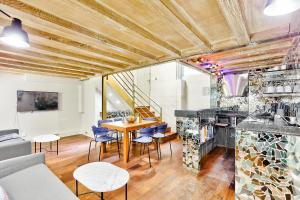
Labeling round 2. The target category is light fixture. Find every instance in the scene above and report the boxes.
[0,10,29,48]
[264,0,300,16]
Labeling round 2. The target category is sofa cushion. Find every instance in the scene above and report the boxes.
[0,164,78,200]
[0,133,20,142]
[0,185,9,200]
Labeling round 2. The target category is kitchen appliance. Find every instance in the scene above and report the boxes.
[276,85,284,93]
[222,72,248,97]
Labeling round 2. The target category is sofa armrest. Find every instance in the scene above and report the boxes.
[0,153,45,178]
[0,140,32,161]
[0,129,19,137]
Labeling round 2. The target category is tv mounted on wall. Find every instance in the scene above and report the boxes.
[17,90,59,112]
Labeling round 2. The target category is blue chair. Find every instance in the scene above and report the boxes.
[98,119,113,128]
[128,127,157,168]
[143,117,157,121]
[114,117,123,122]
[88,126,120,161]
[152,123,172,159]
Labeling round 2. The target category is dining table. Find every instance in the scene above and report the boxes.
[101,120,159,163]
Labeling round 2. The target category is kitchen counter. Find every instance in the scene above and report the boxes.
[237,117,300,136]
[235,117,300,199]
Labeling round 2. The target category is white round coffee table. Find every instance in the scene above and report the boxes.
[73,162,129,200]
[32,134,60,155]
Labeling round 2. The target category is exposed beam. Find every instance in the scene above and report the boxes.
[0,52,102,74]
[0,58,94,76]
[160,0,211,49]
[2,0,157,60]
[227,63,282,73]
[149,0,204,48]
[224,58,283,69]
[223,52,288,66]
[0,67,82,79]
[217,46,290,62]
[75,0,181,56]
[30,42,128,70]
[217,0,250,45]
[0,63,86,79]
[0,44,112,72]
[205,38,293,60]
[3,18,139,65]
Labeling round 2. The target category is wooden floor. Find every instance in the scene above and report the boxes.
[37,135,234,200]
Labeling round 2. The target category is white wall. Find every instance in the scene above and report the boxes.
[0,72,82,139]
[81,77,101,136]
[182,65,211,110]
[131,61,211,130]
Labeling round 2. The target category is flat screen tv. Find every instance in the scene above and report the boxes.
[17,90,59,112]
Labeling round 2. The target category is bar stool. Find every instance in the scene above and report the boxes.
[215,122,229,157]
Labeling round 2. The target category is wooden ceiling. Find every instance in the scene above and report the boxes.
[0,0,299,79]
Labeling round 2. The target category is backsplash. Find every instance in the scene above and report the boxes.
[216,69,300,114]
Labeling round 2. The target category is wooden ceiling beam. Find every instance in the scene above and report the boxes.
[0,67,82,79]
[223,58,283,69]
[0,58,94,76]
[217,46,290,62]
[223,52,288,66]
[75,0,181,56]
[2,0,157,60]
[217,0,250,45]
[227,63,282,73]
[30,42,128,70]
[160,0,212,49]
[0,44,111,72]
[203,38,293,60]
[0,63,87,79]
[0,16,138,65]
[0,52,102,74]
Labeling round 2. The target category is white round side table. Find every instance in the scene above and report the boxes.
[32,134,60,155]
[73,162,129,200]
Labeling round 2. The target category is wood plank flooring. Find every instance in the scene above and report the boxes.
[36,135,234,200]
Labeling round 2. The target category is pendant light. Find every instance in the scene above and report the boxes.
[264,0,300,16]
[0,10,29,48]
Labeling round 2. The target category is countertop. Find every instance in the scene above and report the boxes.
[175,108,248,118]
[237,117,300,136]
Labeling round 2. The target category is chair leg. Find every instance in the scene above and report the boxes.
[88,140,94,162]
[159,142,162,158]
[143,144,145,154]
[99,142,102,161]
[147,144,151,168]
[140,143,142,155]
[169,141,172,156]
[117,139,120,159]
[156,140,160,160]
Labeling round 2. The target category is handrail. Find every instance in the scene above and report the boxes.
[110,70,162,120]
[122,71,161,109]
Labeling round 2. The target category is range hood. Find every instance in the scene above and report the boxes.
[222,73,248,97]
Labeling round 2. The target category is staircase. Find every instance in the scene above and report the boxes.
[106,70,176,139]
[108,71,162,121]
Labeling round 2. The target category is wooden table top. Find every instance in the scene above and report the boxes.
[101,120,158,132]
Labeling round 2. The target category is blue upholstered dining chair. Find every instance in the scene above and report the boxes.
[88,126,120,162]
[98,119,113,128]
[113,117,123,122]
[128,127,157,168]
[143,117,157,121]
[152,123,172,159]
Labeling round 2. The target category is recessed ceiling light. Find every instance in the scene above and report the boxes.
[264,0,300,16]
